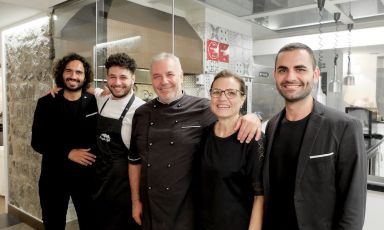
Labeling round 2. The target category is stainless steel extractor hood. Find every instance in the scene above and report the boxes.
[105,0,203,74]
[54,0,203,74]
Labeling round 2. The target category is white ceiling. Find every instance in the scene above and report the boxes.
[1,0,384,55]
[2,0,384,37]
[0,0,67,29]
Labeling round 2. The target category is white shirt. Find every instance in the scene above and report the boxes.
[95,88,145,149]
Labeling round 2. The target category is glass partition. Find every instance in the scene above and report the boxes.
[52,0,204,98]
[53,0,96,67]
[93,0,203,96]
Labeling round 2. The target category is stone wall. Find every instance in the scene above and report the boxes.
[4,17,53,219]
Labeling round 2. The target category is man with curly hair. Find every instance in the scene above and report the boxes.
[31,53,98,230]
[92,53,144,230]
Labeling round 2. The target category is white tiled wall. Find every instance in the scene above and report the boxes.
[193,22,253,76]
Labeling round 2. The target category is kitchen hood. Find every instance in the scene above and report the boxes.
[104,0,203,74]
[54,0,203,74]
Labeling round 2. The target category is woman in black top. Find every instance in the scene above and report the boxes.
[200,70,264,230]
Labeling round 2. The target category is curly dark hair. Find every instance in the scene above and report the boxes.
[105,53,137,74]
[53,53,93,90]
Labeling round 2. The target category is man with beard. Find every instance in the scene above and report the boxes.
[31,53,98,230]
[92,53,144,230]
[262,43,366,230]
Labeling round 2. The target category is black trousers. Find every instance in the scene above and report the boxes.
[39,168,94,230]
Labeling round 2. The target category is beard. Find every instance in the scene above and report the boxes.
[277,81,313,103]
[108,85,131,99]
[63,79,84,92]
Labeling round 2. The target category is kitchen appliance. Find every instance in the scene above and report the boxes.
[345,107,377,137]
[251,64,284,121]
[240,81,252,115]
[133,68,157,102]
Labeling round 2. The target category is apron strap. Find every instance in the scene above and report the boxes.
[99,94,136,120]
[99,98,110,113]
[120,94,135,121]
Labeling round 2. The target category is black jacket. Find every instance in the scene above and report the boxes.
[129,94,216,230]
[263,100,367,230]
[31,90,98,174]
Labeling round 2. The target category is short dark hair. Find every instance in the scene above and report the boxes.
[105,53,137,74]
[53,53,93,90]
[275,42,317,70]
[211,70,246,94]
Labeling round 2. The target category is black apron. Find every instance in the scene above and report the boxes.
[93,95,139,230]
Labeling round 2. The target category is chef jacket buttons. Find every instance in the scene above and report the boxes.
[149,142,153,146]
[153,104,157,108]
[147,163,151,167]
[177,104,182,107]
[165,187,170,191]
[148,186,152,190]
[175,120,178,123]
[170,141,174,145]
[167,163,172,168]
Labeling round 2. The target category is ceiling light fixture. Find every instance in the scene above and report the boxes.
[315,0,326,104]
[317,0,325,69]
[344,5,355,86]
[344,23,355,85]
[328,12,342,93]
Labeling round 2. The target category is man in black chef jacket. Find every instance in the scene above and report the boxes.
[31,53,98,230]
[128,52,262,230]
[262,42,366,230]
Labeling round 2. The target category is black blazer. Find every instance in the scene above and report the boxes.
[31,90,98,174]
[263,99,367,230]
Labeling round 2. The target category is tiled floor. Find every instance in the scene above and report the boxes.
[0,222,34,230]
[0,196,4,214]
[0,196,79,230]
[0,195,30,230]
[0,212,33,230]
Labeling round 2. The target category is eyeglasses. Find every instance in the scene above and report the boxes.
[209,88,244,99]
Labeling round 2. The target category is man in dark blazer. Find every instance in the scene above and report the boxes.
[31,53,98,230]
[263,42,367,230]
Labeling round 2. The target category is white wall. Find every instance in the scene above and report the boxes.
[253,27,384,56]
[0,62,3,196]
[364,190,384,230]
[342,53,377,108]
[0,146,4,196]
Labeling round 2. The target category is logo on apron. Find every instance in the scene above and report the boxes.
[99,133,111,143]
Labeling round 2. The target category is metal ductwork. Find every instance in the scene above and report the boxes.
[54,0,203,76]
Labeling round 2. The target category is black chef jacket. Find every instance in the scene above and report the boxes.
[129,94,216,230]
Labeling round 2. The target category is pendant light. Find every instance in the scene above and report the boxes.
[317,0,325,69]
[329,54,342,92]
[315,0,326,104]
[344,15,355,85]
[328,12,342,93]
